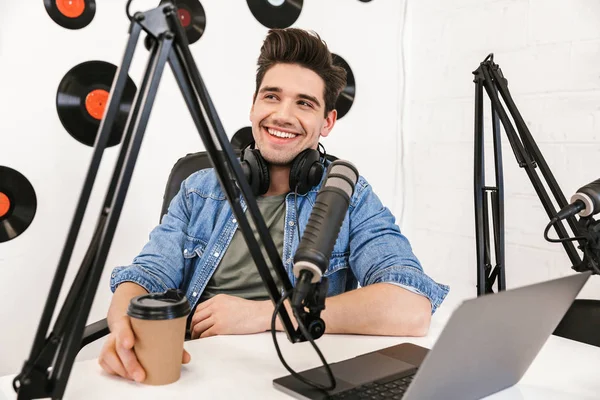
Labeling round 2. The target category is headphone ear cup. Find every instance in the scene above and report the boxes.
[289,149,323,195]
[241,148,270,196]
[308,162,325,187]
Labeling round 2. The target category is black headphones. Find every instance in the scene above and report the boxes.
[240,142,326,196]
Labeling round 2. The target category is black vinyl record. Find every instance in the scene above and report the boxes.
[231,126,254,151]
[44,0,96,30]
[0,166,37,243]
[332,54,355,120]
[246,0,303,29]
[56,60,137,148]
[173,0,206,44]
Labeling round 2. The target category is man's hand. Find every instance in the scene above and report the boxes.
[98,315,191,381]
[190,294,268,339]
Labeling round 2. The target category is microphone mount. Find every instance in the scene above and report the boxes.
[472,53,600,296]
[13,2,327,398]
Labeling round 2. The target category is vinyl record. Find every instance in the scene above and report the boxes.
[231,126,254,151]
[246,0,303,29]
[332,54,355,120]
[0,166,37,243]
[44,0,96,30]
[173,0,206,44]
[56,61,137,148]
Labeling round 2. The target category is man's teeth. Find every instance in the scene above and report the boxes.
[267,128,297,139]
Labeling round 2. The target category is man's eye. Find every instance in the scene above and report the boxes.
[298,101,313,108]
[265,94,277,100]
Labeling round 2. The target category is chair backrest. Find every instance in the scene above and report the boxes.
[159,129,252,220]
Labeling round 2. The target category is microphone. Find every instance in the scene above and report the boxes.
[554,178,600,221]
[293,160,359,284]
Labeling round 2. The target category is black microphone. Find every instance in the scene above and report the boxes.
[293,160,359,284]
[554,178,600,221]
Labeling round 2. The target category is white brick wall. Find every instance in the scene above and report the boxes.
[403,0,600,301]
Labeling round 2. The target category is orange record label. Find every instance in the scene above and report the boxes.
[0,192,10,218]
[85,89,109,120]
[56,0,86,19]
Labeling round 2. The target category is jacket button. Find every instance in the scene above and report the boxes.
[288,221,295,226]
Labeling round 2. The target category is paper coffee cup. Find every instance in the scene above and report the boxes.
[127,289,191,385]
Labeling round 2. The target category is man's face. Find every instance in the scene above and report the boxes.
[250,63,337,165]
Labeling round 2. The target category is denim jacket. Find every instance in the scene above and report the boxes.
[110,166,449,314]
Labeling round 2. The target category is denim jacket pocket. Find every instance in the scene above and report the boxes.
[183,236,207,258]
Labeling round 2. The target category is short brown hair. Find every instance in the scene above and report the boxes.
[254,28,347,117]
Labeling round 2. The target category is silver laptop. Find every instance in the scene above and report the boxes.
[273,272,591,400]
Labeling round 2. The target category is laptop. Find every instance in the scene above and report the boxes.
[273,271,591,400]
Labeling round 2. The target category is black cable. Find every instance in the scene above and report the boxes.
[271,291,336,392]
[126,0,134,21]
[544,219,586,243]
[544,219,600,274]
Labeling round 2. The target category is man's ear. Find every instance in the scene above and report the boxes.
[320,109,337,138]
[250,94,255,121]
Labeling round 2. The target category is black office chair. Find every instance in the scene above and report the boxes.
[80,129,253,350]
[553,299,600,348]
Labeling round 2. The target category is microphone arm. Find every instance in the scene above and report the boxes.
[472,53,600,296]
[13,2,319,399]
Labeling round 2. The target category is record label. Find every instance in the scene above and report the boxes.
[56,0,85,18]
[85,89,109,120]
[0,166,37,243]
[56,60,137,148]
[44,0,96,30]
[0,192,10,218]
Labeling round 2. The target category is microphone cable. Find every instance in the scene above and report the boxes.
[270,290,336,392]
[543,218,586,244]
[543,219,600,274]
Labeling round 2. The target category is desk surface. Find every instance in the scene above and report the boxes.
[2,289,600,400]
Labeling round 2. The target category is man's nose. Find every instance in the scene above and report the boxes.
[272,100,294,124]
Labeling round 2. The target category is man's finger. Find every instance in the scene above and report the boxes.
[192,317,214,340]
[115,322,135,350]
[200,326,217,339]
[99,359,116,376]
[102,347,129,379]
[182,349,191,364]
[116,343,145,382]
[191,305,212,327]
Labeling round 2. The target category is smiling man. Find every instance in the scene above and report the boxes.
[99,28,449,383]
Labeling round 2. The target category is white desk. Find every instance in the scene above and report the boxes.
[2,289,599,400]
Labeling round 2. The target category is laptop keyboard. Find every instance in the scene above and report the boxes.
[328,372,415,399]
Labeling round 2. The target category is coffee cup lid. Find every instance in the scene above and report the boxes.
[127,289,191,320]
